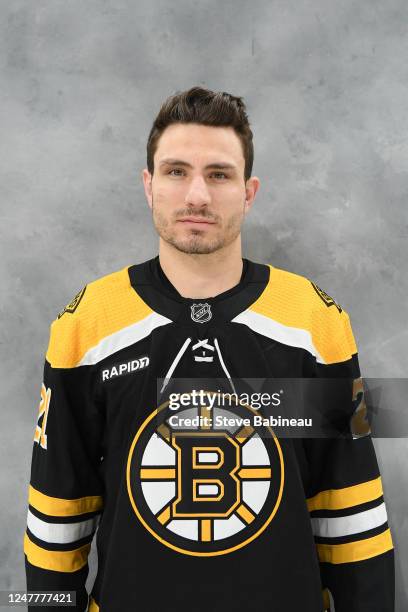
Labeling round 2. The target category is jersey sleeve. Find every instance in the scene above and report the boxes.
[24,289,105,611]
[302,301,395,611]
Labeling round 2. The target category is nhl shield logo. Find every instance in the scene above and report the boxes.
[190,302,212,324]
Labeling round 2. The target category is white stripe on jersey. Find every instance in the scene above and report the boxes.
[311,502,388,538]
[27,509,100,544]
[79,312,173,366]
[231,310,325,363]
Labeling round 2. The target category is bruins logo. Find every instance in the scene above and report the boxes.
[57,286,86,319]
[311,282,342,313]
[126,394,284,556]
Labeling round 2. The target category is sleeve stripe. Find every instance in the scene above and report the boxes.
[24,532,91,572]
[316,527,393,564]
[307,476,383,511]
[27,509,100,544]
[231,309,325,363]
[78,312,171,366]
[311,502,388,538]
[29,485,103,517]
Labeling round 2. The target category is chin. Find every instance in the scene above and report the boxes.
[172,239,223,255]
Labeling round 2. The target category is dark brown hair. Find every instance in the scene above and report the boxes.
[146,86,254,181]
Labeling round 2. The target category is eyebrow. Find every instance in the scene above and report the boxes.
[159,158,237,171]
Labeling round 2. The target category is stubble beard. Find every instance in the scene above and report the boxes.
[151,197,245,255]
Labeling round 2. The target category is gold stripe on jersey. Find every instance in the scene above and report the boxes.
[201,519,211,541]
[247,265,357,365]
[316,528,393,564]
[24,532,91,572]
[238,467,272,479]
[29,485,103,517]
[88,597,99,611]
[140,468,176,480]
[46,266,153,368]
[306,476,383,512]
[236,504,256,524]
[157,505,171,525]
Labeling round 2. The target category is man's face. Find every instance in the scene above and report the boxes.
[142,123,259,255]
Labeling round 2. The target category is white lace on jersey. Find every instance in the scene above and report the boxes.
[160,336,236,395]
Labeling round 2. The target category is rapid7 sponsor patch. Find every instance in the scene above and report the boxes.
[101,355,150,382]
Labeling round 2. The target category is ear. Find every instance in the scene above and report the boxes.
[142,168,153,210]
[244,176,260,214]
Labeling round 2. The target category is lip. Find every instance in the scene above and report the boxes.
[177,218,216,225]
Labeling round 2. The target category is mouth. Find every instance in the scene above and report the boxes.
[177,218,216,226]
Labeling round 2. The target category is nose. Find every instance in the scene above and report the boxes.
[184,175,211,208]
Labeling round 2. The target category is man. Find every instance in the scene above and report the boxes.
[24,86,395,611]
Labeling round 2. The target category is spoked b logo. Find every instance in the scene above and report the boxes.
[126,394,284,556]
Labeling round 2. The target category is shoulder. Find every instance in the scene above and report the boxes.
[55,265,129,319]
[46,265,152,368]
[262,264,343,314]
[251,264,357,364]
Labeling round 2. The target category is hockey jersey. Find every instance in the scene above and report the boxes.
[24,256,395,611]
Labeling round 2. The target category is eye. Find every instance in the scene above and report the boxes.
[168,168,185,176]
[210,172,228,180]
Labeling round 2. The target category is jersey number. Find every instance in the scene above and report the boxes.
[350,377,370,438]
[34,383,51,449]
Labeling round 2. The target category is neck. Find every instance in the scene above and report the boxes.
[158,237,244,299]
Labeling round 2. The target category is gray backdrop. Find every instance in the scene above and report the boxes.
[1,1,407,609]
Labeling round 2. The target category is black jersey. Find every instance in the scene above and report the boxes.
[24,256,395,611]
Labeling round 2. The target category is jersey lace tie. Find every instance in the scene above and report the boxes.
[160,336,236,396]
